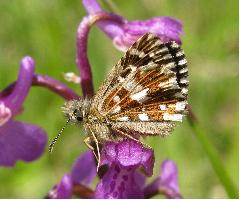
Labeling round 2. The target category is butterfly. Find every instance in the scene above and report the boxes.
[49,33,188,169]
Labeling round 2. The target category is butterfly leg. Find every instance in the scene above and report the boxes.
[115,128,152,150]
[85,125,101,171]
[84,137,99,165]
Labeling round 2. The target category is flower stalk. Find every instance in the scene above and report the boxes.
[1,74,79,101]
[187,106,238,198]
[76,12,123,97]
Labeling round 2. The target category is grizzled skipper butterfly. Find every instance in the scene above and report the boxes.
[49,33,188,169]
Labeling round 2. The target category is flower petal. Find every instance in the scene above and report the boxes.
[82,0,102,14]
[0,102,12,126]
[71,150,97,185]
[144,160,182,199]
[160,160,180,193]
[100,140,154,176]
[95,164,144,199]
[82,0,124,39]
[95,140,154,198]
[0,120,47,166]
[82,0,182,51]
[4,56,35,116]
[47,174,72,199]
[113,17,182,51]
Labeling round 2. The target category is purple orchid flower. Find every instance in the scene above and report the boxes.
[47,141,182,199]
[46,150,96,199]
[1,0,185,198]
[144,160,182,198]
[94,140,154,199]
[82,0,182,51]
[48,1,184,198]
[0,56,47,167]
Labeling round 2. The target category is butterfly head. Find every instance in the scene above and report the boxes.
[62,99,90,124]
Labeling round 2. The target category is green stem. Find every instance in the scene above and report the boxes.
[187,107,238,198]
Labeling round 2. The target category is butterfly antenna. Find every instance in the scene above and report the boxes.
[49,118,71,153]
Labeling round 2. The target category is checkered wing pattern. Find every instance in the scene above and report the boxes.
[93,33,188,136]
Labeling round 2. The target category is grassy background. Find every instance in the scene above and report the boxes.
[0,0,238,198]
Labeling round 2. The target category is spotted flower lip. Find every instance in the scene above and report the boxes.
[47,141,154,199]
[0,56,47,167]
[100,140,154,176]
[82,0,182,51]
[95,140,154,199]
[46,141,182,199]
[95,141,182,199]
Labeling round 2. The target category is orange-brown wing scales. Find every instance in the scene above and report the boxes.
[104,68,180,114]
[98,33,188,124]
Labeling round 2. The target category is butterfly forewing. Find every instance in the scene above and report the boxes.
[93,33,188,136]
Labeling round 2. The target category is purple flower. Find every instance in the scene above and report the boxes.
[82,0,182,51]
[71,150,97,185]
[47,141,182,199]
[1,0,187,198]
[95,141,182,199]
[95,140,154,199]
[47,150,96,199]
[144,160,182,199]
[46,175,73,199]
[0,56,47,167]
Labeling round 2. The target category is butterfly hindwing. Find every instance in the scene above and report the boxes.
[92,33,188,136]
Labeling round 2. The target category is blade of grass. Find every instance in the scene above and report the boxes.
[187,106,238,198]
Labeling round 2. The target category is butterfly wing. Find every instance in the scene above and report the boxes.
[92,33,188,136]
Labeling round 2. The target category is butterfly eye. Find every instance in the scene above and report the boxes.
[77,116,83,121]
[73,109,83,121]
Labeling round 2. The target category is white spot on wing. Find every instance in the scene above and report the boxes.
[180,78,188,84]
[123,79,139,91]
[130,48,145,58]
[147,33,154,40]
[175,101,186,111]
[154,40,161,46]
[176,50,184,57]
[113,95,120,103]
[182,88,188,94]
[118,116,129,121]
[118,76,125,83]
[179,68,188,74]
[160,104,167,110]
[129,65,137,71]
[165,62,175,69]
[170,42,179,48]
[138,113,149,121]
[178,59,187,65]
[163,113,183,122]
[149,52,155,57]
[163,54,172,60]
[130,88,149,102]
[158,77,177,88]
[111,105,121,114]
[159,46,168,53]
[140,62,158,71]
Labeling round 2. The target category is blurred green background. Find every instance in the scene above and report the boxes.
[0,0,238,198]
